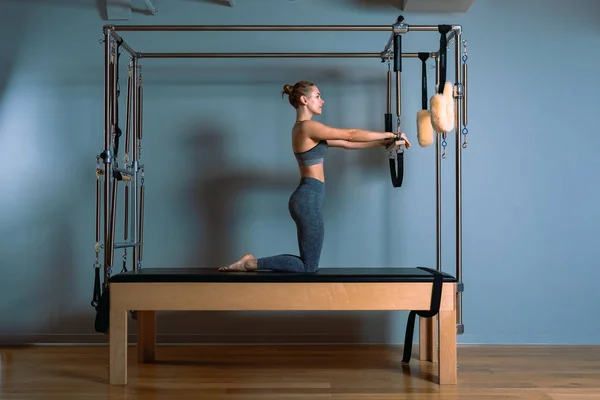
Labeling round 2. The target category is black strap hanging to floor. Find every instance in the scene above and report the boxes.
[401,267,444,363]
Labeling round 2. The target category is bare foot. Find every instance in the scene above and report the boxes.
[219,254,257,272]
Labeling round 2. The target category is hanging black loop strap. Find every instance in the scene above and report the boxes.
[401,267,444,363]
[437,25,451,94]
[418,52,429,110]
[385,122,403,188]
[389,153,404,188]
[385,114,401,187]
[387,30,404,188]
[384,50,403,188]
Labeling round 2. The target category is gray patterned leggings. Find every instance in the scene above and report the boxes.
[257,177,325,273]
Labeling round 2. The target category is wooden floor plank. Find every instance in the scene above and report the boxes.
[0,344,598,399]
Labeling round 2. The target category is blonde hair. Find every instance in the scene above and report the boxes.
[281,80,315,108]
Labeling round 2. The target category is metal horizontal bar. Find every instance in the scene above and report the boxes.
[114,241,140,249]
[138,52,382,58]
[137,52,436,59]
[108,24,393,32]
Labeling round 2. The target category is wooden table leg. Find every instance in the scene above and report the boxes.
[438,308,457,384]
[419,316,438,362]
[109,308,128,385]
[137,311,156,363]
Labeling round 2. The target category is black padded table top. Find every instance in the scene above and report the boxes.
[109,267,456,283]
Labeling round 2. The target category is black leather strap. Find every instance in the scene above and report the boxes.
[389,154,404,188]
[113,42,122,158]
[91,266,101,307]
[384,112,404,188]
[418,52,429,110]
[401,267,444,363]
[385,113,393,132]
[94,288,110,334]
[437,25,452,95]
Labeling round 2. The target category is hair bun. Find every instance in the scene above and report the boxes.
[281,84,294,98]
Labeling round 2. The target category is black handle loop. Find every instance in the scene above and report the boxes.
[389,155,404,188]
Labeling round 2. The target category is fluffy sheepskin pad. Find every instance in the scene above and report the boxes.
[430,81,455,133]
[416,109,433,147]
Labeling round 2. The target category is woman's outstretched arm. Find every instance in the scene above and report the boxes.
[301,120,398,142]
[328,133,411,149]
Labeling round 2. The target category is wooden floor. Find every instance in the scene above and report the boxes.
[0,344,599,399]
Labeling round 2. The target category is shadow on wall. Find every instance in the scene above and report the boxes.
[0,4,28,107]
[180,119,272,268]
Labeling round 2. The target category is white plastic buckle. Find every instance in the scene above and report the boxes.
[386,143,403,159]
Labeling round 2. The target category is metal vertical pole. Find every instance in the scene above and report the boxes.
[131,57,139,271]
[137,64,145,268]
[107,44,120,270]
[454,31,464,335]
[122,60,133,272]
[103,27,113,286]
[435,56,442,273]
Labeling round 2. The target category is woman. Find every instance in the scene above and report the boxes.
[219,80,410,272]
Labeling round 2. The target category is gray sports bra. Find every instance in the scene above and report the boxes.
[294,140,329,167]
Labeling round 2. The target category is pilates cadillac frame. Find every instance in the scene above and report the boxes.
[94,16,468,386]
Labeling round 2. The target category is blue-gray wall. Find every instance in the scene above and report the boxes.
[0,0,598,345]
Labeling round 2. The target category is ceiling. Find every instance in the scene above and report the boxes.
[400,0,476,13]
[106,0,477,21]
